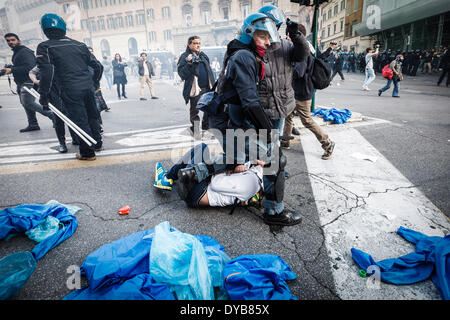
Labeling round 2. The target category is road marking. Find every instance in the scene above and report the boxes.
[301,126,450,300]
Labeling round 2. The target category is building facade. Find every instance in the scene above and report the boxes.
[52,0,301,61]
[341,0,374,52]
[317,0,346,51]
[355,0,449,52]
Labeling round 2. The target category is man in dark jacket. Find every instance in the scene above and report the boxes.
[36,14,103,161]
[282,24,335,159]
[177,36,215,136]
[138,52,158,100]
[3,33,54,132]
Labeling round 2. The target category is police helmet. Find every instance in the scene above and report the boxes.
[236,13,280,48]
[40,13,66,32]
[258,5,285,28]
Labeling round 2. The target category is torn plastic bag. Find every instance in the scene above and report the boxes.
[149,221,213,300]
[223,254,298,300]
[351,226,450,300]
[26,215,61,243]
[0,202,79,299]
[312,107,352,124]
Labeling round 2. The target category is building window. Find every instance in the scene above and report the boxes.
[327,25,330,37]
[128,37,138,56]
[341,0,345,11]
[333,22,337,34]
[200,2,212,25]
[81,19,88,30]
[353,0,358,12]
[100,39,110,57]
[182,4,193,26]
[116,16,124,28]
[322,14,326,21]
[136,13,145,25]
[90,19,97,32]
[107,16,116,29]
[334,5,338,15]
[147,8,154,21]
[126,15,134,27]
[328,9,331,19]
[98,18,105,30]
[162,6,170,19]
[149,31,156,42]
[163,30,172,41]
[241,1,251,19]
[340,19,344,32]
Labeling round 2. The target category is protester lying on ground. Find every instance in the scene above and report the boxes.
[153,143,263,208]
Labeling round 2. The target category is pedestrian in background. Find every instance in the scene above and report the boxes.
[210,56,221,80]
[112,53,128,99]
[101,56,113,90]
[177,35,215,136]
[362,45,380,91]
[138,52,158,100]
[378,54,404,98]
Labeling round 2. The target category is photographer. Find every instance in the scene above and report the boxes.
[177,36,215,137]
[3,33,54,132]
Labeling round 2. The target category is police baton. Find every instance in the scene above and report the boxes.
[23,86,97,147]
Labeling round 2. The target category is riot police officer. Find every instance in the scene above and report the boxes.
[36,14,103,160]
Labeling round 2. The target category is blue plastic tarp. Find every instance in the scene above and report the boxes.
[351,226,450,300]
[223,254,298,300]
[312,107,352,124]
[64,222,231,300]
[0,201,79,300]
[0,201,79,261]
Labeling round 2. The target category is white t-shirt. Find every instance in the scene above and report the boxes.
[143,61,150,76]
[206,163,263,207]
[365,53,374,69]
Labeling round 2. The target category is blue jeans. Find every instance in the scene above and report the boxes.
[380,78,400,97]
[363,68,376,88]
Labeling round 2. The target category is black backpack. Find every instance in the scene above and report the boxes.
[311,56,332,90]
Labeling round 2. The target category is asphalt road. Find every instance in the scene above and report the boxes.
[0,71,449,301]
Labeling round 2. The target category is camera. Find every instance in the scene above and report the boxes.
[191,55,201,64]
[0,64,12,77]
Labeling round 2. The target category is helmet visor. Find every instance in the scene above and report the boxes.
[267,7,286,27]
[252,18,281,48]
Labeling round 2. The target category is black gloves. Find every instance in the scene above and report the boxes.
[39,94,50,111]
[286,18,300,38]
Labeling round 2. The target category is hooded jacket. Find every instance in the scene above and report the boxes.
[177,46,215,104]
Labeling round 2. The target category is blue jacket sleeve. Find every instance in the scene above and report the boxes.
[227,50,260,110]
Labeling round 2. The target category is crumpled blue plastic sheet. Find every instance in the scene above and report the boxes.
[64,222,298,300]
[0,201,79,300]
[351,226,450,300]
[64,221,231,300]
[223,254,298,300]
[312,107,352,124]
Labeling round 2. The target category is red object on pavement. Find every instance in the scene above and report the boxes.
[118,205,130,215]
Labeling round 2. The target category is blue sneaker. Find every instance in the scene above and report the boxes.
[154,162,173,190]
